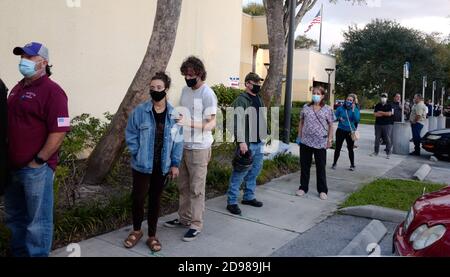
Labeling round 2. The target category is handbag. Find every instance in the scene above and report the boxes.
[345,109,360,141]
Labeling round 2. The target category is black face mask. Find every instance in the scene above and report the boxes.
[150,90,166,102]
[251,84,261,94]
[185,77,198,88]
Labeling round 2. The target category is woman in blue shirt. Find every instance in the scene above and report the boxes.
[332,94,360,171]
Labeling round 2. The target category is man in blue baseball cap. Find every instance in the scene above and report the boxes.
[13,42,50,78]
[5,42,70,257]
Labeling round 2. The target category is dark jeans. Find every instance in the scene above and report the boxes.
[5,164,54,257]
[375,124,393,155]
[299,144,328,194]
[333,128,355,167]
[411,123,424,154]
[131,169,167,237]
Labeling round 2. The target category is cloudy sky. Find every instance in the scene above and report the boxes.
[243,0,450,53]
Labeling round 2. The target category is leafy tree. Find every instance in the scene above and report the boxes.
[243,2,266,16]
[335,19,450,107]
[83,0,182,185]
[261,0,364,106]
[295,35,317,49]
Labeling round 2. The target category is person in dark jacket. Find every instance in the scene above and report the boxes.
[0,78,7,196]
[226,72,267,215]
[392,93,403,123]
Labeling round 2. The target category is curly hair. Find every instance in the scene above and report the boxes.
[151,71,171,89]
[180,56,207,81]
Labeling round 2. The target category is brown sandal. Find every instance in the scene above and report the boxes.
[146,237,162,252]
[123,230,143,249]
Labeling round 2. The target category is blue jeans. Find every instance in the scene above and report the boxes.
[227,142,264,205]
[5,164,54,257]
[411,123,424,154]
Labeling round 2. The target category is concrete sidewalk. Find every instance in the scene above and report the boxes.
[51,124,406,257]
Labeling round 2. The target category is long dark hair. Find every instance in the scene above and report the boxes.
[46,64,53,77]
[308,86,326,107]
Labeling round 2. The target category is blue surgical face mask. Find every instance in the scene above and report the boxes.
[19,58,37,78]
[312,95,321,103]
[345,101,353,108]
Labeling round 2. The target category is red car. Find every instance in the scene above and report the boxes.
[394,186,450,256]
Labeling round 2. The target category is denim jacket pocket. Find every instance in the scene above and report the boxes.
[136,124,151,169]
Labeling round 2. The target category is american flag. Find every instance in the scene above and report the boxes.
[304,10,322,33]
[57,117,71,127]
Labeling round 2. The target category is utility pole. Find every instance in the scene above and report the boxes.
[422,76,427,99]
[283,0,296,144]
[401,62,410,123]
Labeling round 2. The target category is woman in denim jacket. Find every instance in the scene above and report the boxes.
[123,72,183,252]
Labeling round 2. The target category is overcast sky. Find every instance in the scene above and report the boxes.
[243,0,450,53]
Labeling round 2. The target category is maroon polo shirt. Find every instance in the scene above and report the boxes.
[7,75,70,171]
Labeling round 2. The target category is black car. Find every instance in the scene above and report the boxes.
[421,129,450,161]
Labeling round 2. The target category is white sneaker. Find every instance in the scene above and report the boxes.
[296,190,306,197]
[369,152,378,157]
[386,154,391,159]
[319,193,328,200]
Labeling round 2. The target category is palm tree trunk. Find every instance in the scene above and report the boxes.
[83,0,182,185]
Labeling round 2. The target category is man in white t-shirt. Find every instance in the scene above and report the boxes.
[164,56,218,242]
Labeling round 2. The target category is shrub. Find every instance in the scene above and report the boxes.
[211,84,243,109]
[243,3,266,16]
[278,106,302,142]
[292,101,309,108]
[55,113,114,208]
[0,223,10,257]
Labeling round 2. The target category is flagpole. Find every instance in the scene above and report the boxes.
[318,4,323,53]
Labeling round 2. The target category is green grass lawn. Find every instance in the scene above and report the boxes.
[341,179,447,211]
[359,113,375,125]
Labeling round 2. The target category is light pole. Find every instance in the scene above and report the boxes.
[283,0,296,144]
[401,62,410,123]
[325,68,335,104]
[422,76,427,99]
[432,81,436,118]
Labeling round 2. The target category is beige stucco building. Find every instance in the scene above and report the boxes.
[0,0,335,118]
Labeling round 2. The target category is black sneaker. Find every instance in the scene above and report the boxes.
[242,199,263,207]
[409,152,420,156]
[349,166,355,171]
[227,204,242,215]
[183,229,201,242]
[331,164,337,170]
[164,219,186,228]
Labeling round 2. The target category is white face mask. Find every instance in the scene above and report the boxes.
[381,97,387,104]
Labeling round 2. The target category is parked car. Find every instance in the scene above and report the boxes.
[334,100,345,110]
[393,186,450,257]
[421,129,450,161]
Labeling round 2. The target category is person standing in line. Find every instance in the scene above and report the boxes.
[164,56,218,242]
[370,93,393,159]
[392,93,403,123]
[123,72,184,252]
[409,94,428,156]
[332,94,360,171]
[0,78,8,196]
[5,42,70,257]
[296,86,334,200]
[226,72,267,216]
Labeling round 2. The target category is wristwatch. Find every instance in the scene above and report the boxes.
[34,155,47,165]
